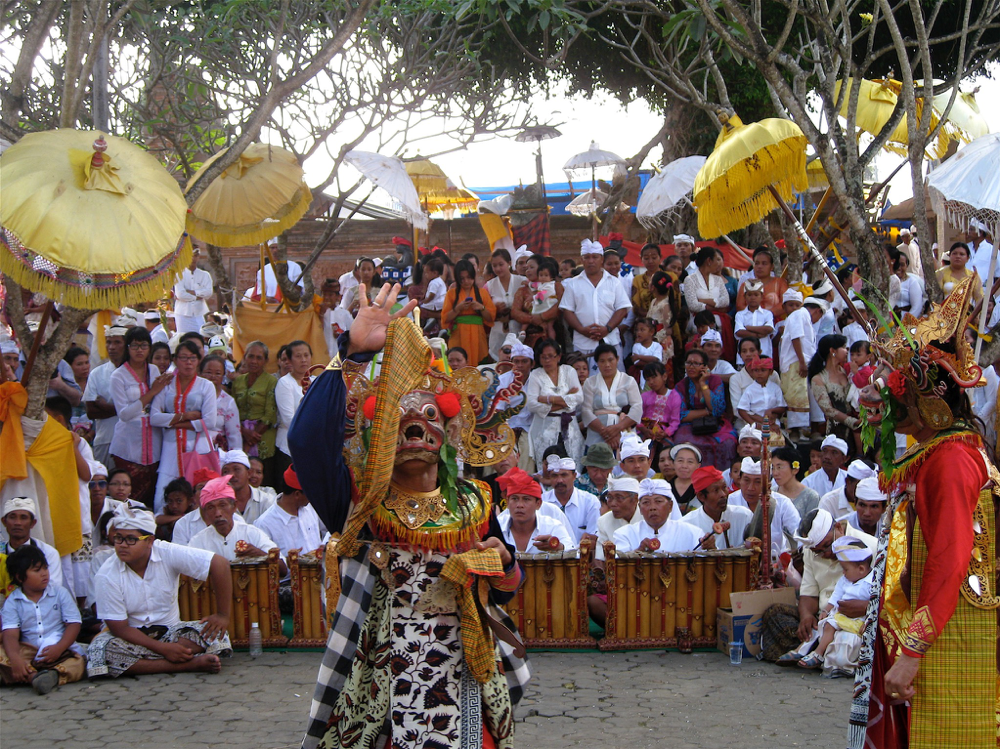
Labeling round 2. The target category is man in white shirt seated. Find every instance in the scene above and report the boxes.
[615,434,655,480]
[188,476,285,575]
[801,435,848,496]
[220,450,275,525]
[496,468,575,554]
[594,476,641,561]
[612,479,701,554]
[818,458,874,525]
[728,458,801,555]
[253,466,326,561]
[824,474,886,538]
[87,503,232,678]
[722,425,763,485]
[701,329,736,383]
[683,466,753,550]
[0,497,66,593]
[541,456,601,544]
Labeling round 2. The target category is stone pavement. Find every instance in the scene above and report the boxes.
[0,649,851,748]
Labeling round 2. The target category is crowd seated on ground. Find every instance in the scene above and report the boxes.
[0,230,952,693]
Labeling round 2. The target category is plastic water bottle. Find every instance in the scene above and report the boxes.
[248,622,262,658]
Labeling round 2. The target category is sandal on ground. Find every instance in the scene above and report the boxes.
[797,653,823,670]
[776,651,803,667]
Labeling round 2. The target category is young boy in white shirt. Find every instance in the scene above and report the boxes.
[737,356,787,429]
[734,280,775,364]
[419,258,447,332]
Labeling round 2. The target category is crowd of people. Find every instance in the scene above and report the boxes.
[0,221,995,699]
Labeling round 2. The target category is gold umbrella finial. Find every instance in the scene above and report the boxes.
[91,136,108,169]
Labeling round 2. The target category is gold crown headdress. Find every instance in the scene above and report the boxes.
[869,273,982,430]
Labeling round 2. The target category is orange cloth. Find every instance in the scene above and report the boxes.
[442,285,495,366]
[232,302,329,374]
[0,382,28,482]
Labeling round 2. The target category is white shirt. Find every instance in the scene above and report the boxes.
[727,489,801,553]
[683,270,729,314]
[188,522,277,562]
[323,307,354,360]
[734,307,775,361]
[972,365,1000,447]
[1,584,83,656]
[95,540,214,627]
[84,361,118,448]
[737,380,786,417]
[421,277,448,311]
[536,500,578,542]
[612,518,702,554]
[254,261,304,299]
[173,267,214,317]
[253,502,324,558]
[541,487,601,543]
[173,508,246,546]
[595,506,641,561]
[150,324,170,345]
[711,359,737,378]
[236,486,276,526]
[275,372,313,455]
[897,240,922,278]
[497,510,576,554]
[842,322,869,348]
[801,523,876,608]
[559,270,632,351]
[828,570,874,614]
[108,363,163,465]
[778,307,816,374]
[818,486,852,520]
[802,468,846,497]
[682,505,754,550]
[971,240,998,286]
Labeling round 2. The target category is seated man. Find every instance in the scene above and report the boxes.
[616,434,654,480]
[220,450,275,525]
[728,458,801,555]
[575,443,615,497]
[818,458,874,524]
[594,476,641,561]
[722,426,763,485]
[761,508,876,664]
[88,503,232,678]
[188,476,285,576]
[170,468,233,546]
[836,476,887,537]
[682,466,753,550]
[496,468,575,554]
[541,456,600,545]
[800,435,848,496]
[612,479,701,553]
[253,466,326,559]
[589,476,641,627]
[0,497,65,592]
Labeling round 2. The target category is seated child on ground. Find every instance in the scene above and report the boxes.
[737,357,787,430]
[0,545,86,694]
[156,478,196,541]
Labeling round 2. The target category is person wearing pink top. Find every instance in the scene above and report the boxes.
[638,361,682,443]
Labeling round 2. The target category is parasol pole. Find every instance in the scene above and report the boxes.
[767,186,867,328]
[759,415,773,589]
[974,240,999,359]
[20,301,53,385]
[591,165,598,240]
[682,196,754,265]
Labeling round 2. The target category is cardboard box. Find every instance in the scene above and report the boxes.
[718,587,797,656]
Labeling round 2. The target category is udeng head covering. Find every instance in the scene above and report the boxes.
[740,457,761,476]
[222,450,251,469]
[510,342,534,361]
[833,535,874,562]
[620,435,651,460]
[199,476,236,507]
[545,455,577,473]
[854,476,887,503]
[580,239,604,256]
[1,496,36,519]
[782,289,803,304]
[700,329,723,345]
[821,434,848,456]
[738,425,763,443]
[639,478,673,500]
[673,234,695,245]
[794,508,834,548]
[496,467,542,499]
[847,459,876,481]
[607,476,640,495]
[109,502,157,535]
[692,466,725,493]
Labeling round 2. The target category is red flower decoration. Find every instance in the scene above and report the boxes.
[363,395,377,421]
[435,392,461,419]
[886,369,908,400]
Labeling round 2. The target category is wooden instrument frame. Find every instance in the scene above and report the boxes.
[289,549,328,646]
[599,544,759,651]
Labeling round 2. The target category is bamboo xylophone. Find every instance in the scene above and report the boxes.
[289,549,328,646]
[600,545,759,650]
[177,548,285,647]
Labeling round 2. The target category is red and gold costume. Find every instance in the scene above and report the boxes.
[854,275,999,749]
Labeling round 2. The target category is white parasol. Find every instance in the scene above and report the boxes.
[343,150,428,230]
[565,188,629,218]
[564,142,626,238]
[927,132,1000,355]
[636,155,707,229]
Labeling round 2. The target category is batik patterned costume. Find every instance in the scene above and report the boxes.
[289,320,530,749]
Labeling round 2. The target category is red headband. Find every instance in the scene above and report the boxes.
[748,357,774,370]
[692,466,725,494]
[496,467,542,499]
[284,465,302,491]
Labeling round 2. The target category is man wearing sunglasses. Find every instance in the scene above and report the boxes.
[88,501,232,678]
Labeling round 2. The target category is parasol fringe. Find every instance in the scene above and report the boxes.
[0,234,192,312]
[186,185,313,248]
[695,137,807,238]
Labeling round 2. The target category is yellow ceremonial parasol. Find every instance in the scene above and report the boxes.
[185,143,312,247]
[405,157,450,201]
[693,113,808,239]
[0,129,190,310]
[423,181,479,215]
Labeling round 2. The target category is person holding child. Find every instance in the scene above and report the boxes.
[0,545,86,694]
[630,317,664,389]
